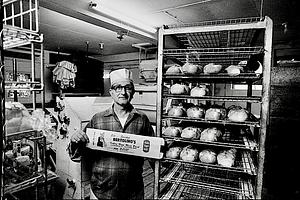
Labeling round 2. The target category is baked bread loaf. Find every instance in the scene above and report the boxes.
[227,106,248,122]
[199,149,217,164]
[217,148,237,167]
[166,146,183,159]
[166,64,182,74]
[190,86,208,97]
[170,84,190,95]
[181,127,201,139]
[200,127,222,142]
[182,62,201,74]
[205,108,222,120]
[168,106,186,117]
[187,106,205,118]
[163,126,182,137]
[203,63,222,74]
[180,145,199,162]
[225,65,243,76]
[205,105,226,120]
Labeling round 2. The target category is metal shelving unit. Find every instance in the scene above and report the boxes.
[2,0,58,199]
[155,17,273,199]
[3,0,44,109]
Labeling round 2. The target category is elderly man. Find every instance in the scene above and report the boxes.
[69,68,154,199]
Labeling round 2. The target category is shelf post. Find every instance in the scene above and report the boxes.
[31,42,36,110]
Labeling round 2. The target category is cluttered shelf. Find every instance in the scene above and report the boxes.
[4,170,59,195]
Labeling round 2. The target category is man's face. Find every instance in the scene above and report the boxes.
[109,83,134,106]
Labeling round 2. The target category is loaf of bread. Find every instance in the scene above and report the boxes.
[190,86,208,97]
[166,64,182,74]
[225,65,243,76]
[166,146,183,159]
[168,106,186,117]
[182,62,201,74]
[181,127,201,140]
[217,148,237,167]
[200,127,222,142]
[170,83,190,95]
[187,106,205,118]
[180,145,199,162]
[199,149,217,164]
[227,106,248,122]
[205,108,221,120]
[203,63,222,74]
[163,126,182,137]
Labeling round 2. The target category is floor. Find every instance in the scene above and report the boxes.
[142,160,155,199]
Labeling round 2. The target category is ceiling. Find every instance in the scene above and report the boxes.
[35,0,300,60]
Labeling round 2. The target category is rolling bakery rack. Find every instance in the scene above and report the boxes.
[1,0,58,199]
[154,17,273,199]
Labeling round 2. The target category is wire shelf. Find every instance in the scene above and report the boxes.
[165,17,264,49]
[160,183,253,200]
[162,150,256,175]
[3,0,42,49]
[163,94,262,103]
[163,47,264,66]
[166,17,263,29]
[163,130,258,151]
[162,116,260,127]
[163,73,262,83]
[159,162,255,199]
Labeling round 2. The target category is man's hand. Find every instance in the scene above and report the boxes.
[70,129,89,144]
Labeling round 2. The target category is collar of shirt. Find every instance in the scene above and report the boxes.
[103,104,140,127]
[103,104,139,117]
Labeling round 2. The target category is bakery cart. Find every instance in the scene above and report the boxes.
[154,16,272,199]
[2,0,58,199]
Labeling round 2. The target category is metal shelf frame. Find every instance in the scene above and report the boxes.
[3,0,42,49]
[155,16,273,199]
[1,0,52,199]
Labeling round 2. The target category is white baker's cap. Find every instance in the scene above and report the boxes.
[109,68,133,86]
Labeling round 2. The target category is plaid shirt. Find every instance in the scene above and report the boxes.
[68,104,154,199]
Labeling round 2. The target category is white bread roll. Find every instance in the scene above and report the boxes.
[166,146,183,159]
[199,149,217,164]
[180,145,199,162]
[200,127,222,142]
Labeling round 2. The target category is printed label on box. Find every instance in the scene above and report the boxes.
[86,128,164,159]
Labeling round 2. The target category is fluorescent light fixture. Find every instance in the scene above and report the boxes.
[89,3,157,34]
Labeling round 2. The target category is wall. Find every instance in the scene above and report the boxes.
[263,46,300,200]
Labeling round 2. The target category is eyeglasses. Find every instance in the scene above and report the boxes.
[111,85,134,93]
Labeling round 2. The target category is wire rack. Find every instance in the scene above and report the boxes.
[162,116,260,127]
[163,94,262,103]
[163,47,264,66]
[163,130,258,151]
[165,17,264,50]
[3,0,42,49]
[166,17,263,29]
[162,150,256,175]
[162,73,262,83]
[160,183,253,200]
[160,162,255,199]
